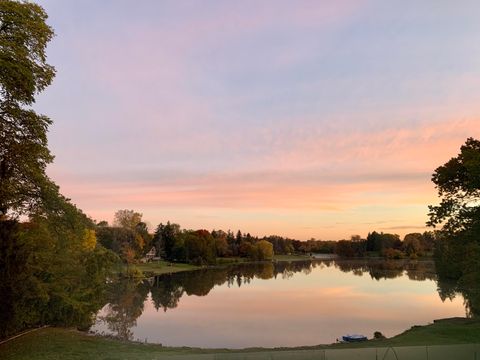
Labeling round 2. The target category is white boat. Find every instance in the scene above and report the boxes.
[342,334,368,342]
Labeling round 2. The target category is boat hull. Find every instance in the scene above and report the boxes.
[342,335,367,342]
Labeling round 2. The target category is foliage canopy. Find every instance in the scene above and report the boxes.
[428,137,480,236]
[0,0,55,216]
[0,1,119,338]
[428,138,480,317]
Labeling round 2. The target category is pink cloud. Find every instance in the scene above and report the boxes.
[47,115,478,238]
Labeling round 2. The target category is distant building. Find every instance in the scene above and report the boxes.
[145,246,156,261]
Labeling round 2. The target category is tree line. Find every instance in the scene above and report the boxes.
[333,231,436,259]
[96,212,275,266]
[95,209,437,266]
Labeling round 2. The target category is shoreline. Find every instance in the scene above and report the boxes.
[130,254,433,278]
[129,254,314,277]
[1,317,479,359]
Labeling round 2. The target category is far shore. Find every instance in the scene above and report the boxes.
[128,253,433,278]
[129,254,315,277]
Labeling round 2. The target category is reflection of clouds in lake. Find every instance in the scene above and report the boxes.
[147,270,462,347]
[92,260,465,347]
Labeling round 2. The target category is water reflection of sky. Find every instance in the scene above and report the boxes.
[93,262,465,348]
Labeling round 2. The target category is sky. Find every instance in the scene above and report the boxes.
[34,0,480,240]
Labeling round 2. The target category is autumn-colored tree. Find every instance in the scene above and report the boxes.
[214,236,229,257]
[135,221,152,253]
[83,229,97,251]
[122,244,136,267]
[211,229,228,256]
[239,241,254,257]
[335,240,355,257]
[403,233,423,256]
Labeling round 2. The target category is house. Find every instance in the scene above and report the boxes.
[145,246,156,261]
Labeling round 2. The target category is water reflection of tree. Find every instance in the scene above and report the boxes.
[332,259,436,281]
[150,276,184,311]
[436,260,480,318]
[100,279,149,340]
[148,262,315,312]
[333,257,480,318]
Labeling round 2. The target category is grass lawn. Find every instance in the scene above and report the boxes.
[1,318,479,360]
[327,317,480,348]
[133,261,199,276]
[214,254,312,264]
[273,254,312,261]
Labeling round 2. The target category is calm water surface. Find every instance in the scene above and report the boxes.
[92,259,466,348]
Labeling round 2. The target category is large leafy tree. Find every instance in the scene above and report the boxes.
[253,240,274,261]
[153,221,181,260]
[113,209,143,230]
[428,137,480,237]
[428,138,480,317]
[0,2,121,337]
[0,0,55,217]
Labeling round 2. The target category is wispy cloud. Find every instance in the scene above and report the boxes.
[37,0,480,239]
[380,225,427,231]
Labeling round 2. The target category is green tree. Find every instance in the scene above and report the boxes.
[153,221,181,260]
[184,229,216,265]
[428,138,480,316]
[0,1,120,338]
[0,220,40,337]
[236,230,242,245]
[226,230,237,255]
[421,231,435,252]
[26,191,117,326]
[428,137,480,236]
[249,240,274,261]
[113,209,142,230]
[96,226,135,255]
[1,191,118,337]
[0,1,55,216]
[366,231,400,252]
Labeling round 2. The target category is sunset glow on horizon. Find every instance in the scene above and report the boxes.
[36,0,480,240]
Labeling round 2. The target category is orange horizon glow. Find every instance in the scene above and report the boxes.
[48,117,479,240]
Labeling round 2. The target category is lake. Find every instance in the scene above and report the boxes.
[91,259,466,348]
